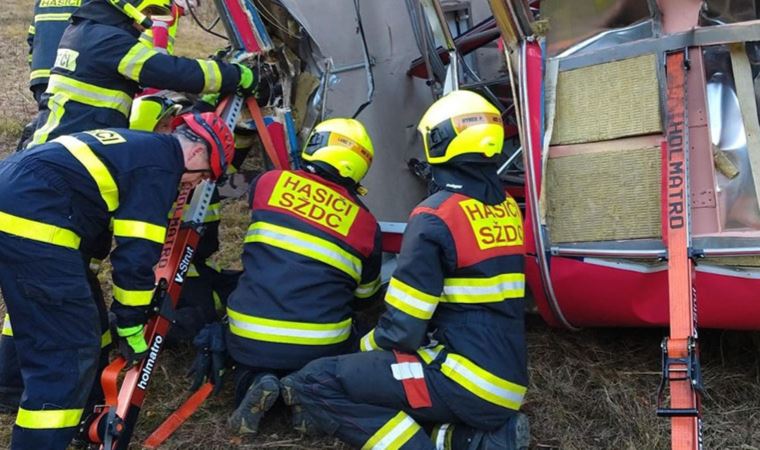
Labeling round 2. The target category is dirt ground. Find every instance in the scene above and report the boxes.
[1,2,760,450]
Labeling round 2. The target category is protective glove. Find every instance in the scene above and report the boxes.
[186,322,226,395]
[116,324,149,367]
[235,64,257,98]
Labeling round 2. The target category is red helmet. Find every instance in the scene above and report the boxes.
[174,112,235,180]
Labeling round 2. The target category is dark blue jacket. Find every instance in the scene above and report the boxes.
[30,1,240,146]
[27,0,82,92]
[360,166,529,414]
[226,169,382,371]
[0,129,184,327]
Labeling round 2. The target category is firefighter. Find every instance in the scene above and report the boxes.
[281,91,531,450]
[29,0,259,146]
[0,111,234,450]
[16,0,83,150]
[225,118,383,436]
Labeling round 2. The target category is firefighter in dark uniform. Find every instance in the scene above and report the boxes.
[17,0,83,150]
[29,0,258,146]
[282,91,531,450]
[225,118,383,436]
[0,111,235,450]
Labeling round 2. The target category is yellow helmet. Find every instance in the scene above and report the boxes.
[129,95,181,131]
[417,90,504,165]
[301,118,374,184]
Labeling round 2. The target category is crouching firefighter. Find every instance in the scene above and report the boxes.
[282,91,531,450]
[0,111,234,450]
[224,118,383,436]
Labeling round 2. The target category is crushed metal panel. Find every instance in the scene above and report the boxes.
[546,144,662,243]
[551,54,662,145]
[290,0,494,221]
[541,0,651,56]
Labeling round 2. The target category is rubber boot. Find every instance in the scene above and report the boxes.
[227,373,280,435]
[280,375,321,436]
[441,413,530,450]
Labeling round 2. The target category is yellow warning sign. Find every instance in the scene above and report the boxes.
[459,197,524,250]
[268,172,359,236]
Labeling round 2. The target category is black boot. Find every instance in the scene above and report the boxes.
[438,413,530,450]
[280,375,321,436]
[227,373,280,435]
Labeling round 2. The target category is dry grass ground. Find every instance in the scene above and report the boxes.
[2,2,760,450]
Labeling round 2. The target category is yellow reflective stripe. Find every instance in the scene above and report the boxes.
[139,31,176,54]
[227,308,352,345]
[355,277,381,299]
[360,329,379,352]
[117,42,158,81]
[101,330,112,348]
[112,219,166,244]
[34,13,72,22]
[417,345,526,409]
[443,353,526,410]
[16,407,83,429]
[173,202,220,222]
[54,135,120,212]
[416,345,443,364]
[30,69,50,81]
[113,285,153,306]
[197,59,222,93]
[32,96,67,146]
[47,74,132,116]
[213,291,223,313]
[0,210,80,249]
[186,263,200,278]
[28,25,36,34]
[361,411,422,450]
[204,202,221,222]
[441,273,525,304]
[2,314,12,337]
[245,222,362,282]
[432,424,453,450]
[384,277,438,320]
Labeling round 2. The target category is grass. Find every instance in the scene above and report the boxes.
[1,2,760,450]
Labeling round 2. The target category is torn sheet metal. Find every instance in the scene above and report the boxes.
[540,0,651,56]
[705,45,760,229]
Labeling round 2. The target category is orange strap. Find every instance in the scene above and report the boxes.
[663,50,701,450]
[143,383,214,449]
[246,97,289,170]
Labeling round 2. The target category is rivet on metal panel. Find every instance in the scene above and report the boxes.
[692,189,716,208]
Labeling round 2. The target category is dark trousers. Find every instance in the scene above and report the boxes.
[0,261,111,415]
[0,234,101,450]
[288,351,470,450]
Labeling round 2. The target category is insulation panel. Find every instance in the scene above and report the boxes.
[552,54,662,145]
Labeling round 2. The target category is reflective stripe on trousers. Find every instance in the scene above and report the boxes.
[417,346,526,410]
[362,410,423,449]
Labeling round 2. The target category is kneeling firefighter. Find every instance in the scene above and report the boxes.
[282,90,531,450]
[0,112,234,450]
[224,118,383,436]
